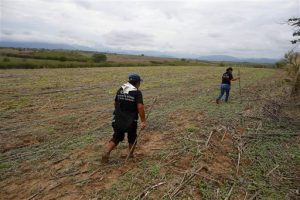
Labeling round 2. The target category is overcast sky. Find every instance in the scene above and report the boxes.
[0,0,299,58]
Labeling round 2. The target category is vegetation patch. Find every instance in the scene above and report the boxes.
[0,65,298,199]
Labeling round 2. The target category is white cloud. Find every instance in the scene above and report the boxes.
[0,0,299,58]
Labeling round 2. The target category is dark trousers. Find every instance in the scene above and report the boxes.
[111,122,137,145]
[217,84,231,102]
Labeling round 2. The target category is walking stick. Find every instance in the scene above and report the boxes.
[238,68,242,103]
[124,97,158,163]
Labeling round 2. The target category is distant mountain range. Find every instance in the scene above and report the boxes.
[0,41,279,64]
[0,41,95,52]
[197,55,278,64]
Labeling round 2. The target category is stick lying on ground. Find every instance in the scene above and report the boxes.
[205,129,216,148]
[136,182,166,200]
[243,132,300,138]
[170,166,207,198]
[124,97,158,163]
[265,164,279,177]
[236,146,241,176]
[224,185,234,200]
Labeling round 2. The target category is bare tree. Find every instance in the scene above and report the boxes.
[288,18,300,44]
[285,18,300,96]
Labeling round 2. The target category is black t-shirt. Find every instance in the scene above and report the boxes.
[221,71,233,85]
[114,88,143,120]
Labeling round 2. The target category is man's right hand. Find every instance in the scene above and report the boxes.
[140,122,146,130]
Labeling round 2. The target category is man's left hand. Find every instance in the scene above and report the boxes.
[140,122,146,130]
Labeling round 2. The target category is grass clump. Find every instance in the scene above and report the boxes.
[242,133,299,199]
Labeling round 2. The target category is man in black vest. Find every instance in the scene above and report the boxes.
[102,74,146,163]
[216,67,240,104]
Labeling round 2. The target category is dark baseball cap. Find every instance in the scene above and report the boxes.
[226,67,233,71]
[128,73,143,82]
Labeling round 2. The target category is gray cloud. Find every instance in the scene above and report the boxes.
[208,33,222,38]
[23,31,32,35]
[1,29,14,35]
[0,0,298,58]
[103,31,154,48]
[72,0,91,10]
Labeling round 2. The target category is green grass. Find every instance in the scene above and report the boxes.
[198,180,215,198]
[0,65,297,199]
[32,50,90,62]
[0,50,217,69]
[0,96,31,112]
[0,48,90,62]
[242,133,299,199]
[0,162,12,171]
[0,55,211,69]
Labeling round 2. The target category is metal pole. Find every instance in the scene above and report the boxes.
[238,67,242,103]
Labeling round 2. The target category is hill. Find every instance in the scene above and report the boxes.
[0,47,198,69]
[0,47,274,69]
[198,55,278,64]
[0,41,278,64]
